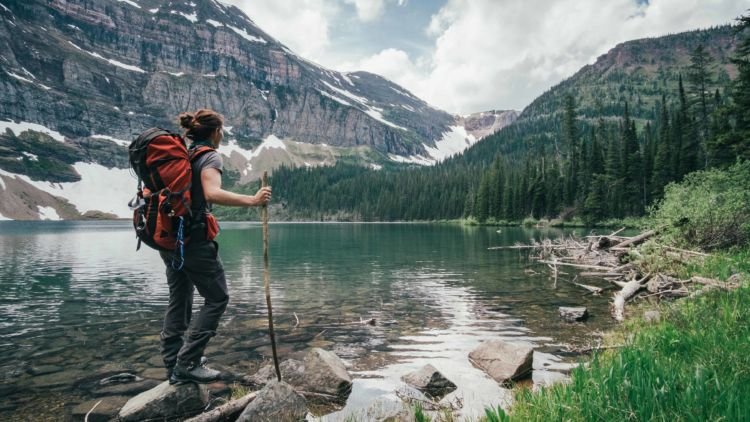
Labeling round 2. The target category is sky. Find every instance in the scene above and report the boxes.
[222,0,750,115]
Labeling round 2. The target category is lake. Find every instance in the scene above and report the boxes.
[0,221,617,420]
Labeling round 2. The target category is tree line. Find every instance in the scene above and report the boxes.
[244,17,750,223]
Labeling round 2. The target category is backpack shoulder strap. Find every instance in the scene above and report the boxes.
[188,145,216,162]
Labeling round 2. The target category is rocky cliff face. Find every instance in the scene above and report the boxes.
[0,0,453,152]
[459,110,519,140]
[0,0,498,219]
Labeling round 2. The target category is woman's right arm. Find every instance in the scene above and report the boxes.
[201,168,272,207]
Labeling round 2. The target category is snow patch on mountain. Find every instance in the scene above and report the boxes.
[37,206,60,220]
[0,120,66,142]
[318,90,352,106]
[21,152,39,161]
[206,19,223,27]
[68,42,146,73]
[363,107,406,130]
[217,140,254,160]
[227,25,266,44]
[423,126,477,162]
[322,81,368,104]
[91,134,130,147]
[388,154,434,165]
[320,81,406,130]
[0,164,134,218]
[171,10,198,23]
[117,0,141,9]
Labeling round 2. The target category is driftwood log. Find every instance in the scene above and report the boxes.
[183,392,257,422]
[613,274,650,322]
[490,228,741,323]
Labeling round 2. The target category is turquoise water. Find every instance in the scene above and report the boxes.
[0,221,617,420]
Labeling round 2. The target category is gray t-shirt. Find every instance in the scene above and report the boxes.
[190,149,222,216]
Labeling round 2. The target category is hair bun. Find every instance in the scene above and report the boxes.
[179,112,195,129]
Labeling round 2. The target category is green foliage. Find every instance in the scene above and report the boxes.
[650,160,750,250]
[507,282,750,421]
[413,403,431,422]
[483,405,510,422]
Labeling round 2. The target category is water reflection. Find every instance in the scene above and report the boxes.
[0,221,615,420]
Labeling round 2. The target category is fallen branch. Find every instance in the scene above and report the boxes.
[613,273,651,322]
[183,392,257,422]
[571,281,604,295]
[612,230,656,249]
[538,260,615,271]
[84,400,102,422]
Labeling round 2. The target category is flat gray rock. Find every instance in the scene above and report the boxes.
[401,364,456,398]
[118,381,209,422]
[247,348,353,403]
[558,306,589,322]
[237,381,307,422]
[469,340,533,385]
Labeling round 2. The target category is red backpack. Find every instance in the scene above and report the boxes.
[127,128,214,268]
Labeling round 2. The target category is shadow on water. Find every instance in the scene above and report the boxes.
[0,221,617,420]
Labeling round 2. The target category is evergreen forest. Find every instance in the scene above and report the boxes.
[224,20,750,224]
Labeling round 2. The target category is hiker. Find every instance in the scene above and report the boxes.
[161,109,272,384]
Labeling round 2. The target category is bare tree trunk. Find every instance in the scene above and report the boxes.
[613,274,651,322]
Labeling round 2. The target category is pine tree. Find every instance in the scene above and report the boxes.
[652,96,672,200]
[677,75,700,177]
[687,44,713,166]
[621,104,643,215]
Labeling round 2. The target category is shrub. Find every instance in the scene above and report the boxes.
[650,160,750,250]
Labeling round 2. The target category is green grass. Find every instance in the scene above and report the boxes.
[502,250,750,421]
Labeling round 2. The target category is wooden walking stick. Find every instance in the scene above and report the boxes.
[261,171,281,381]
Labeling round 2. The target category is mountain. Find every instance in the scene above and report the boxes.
[0,0,505,220]
[460,25,739,165]
[258,25,744,222]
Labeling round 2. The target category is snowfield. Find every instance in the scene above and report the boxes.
[0,120,67,142]
[0,164,135,218]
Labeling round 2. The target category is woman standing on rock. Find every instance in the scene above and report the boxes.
[161,109,272,384]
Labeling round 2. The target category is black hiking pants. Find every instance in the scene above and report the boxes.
[159,234,228,369]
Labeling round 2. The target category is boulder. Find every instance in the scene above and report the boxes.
[363,393,414,422]
[236,381,307,422]
[247,348,353,403]
[71,396,129,422]
[469,340,533,385]
[300,348,352,400]
[118,381,209,422]
[558,306,589,322]
[401,364,456,398]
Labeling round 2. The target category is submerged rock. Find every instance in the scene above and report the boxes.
[237,381,307,422]
[401,364,456,399]
[118,381,209,422]
[558,306,589,322]
[469,340,533,385]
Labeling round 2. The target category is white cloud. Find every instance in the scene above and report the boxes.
[221,0,748,115]
[352,0,749,114]
[219,0,339,60]
[344,0,386,22]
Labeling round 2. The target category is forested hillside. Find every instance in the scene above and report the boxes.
[224,22,750,223]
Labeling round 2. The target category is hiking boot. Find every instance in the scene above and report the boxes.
[169,358,220,384]
[166,356,207,382]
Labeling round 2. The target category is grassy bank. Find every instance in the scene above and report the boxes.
[478,248,750,422]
